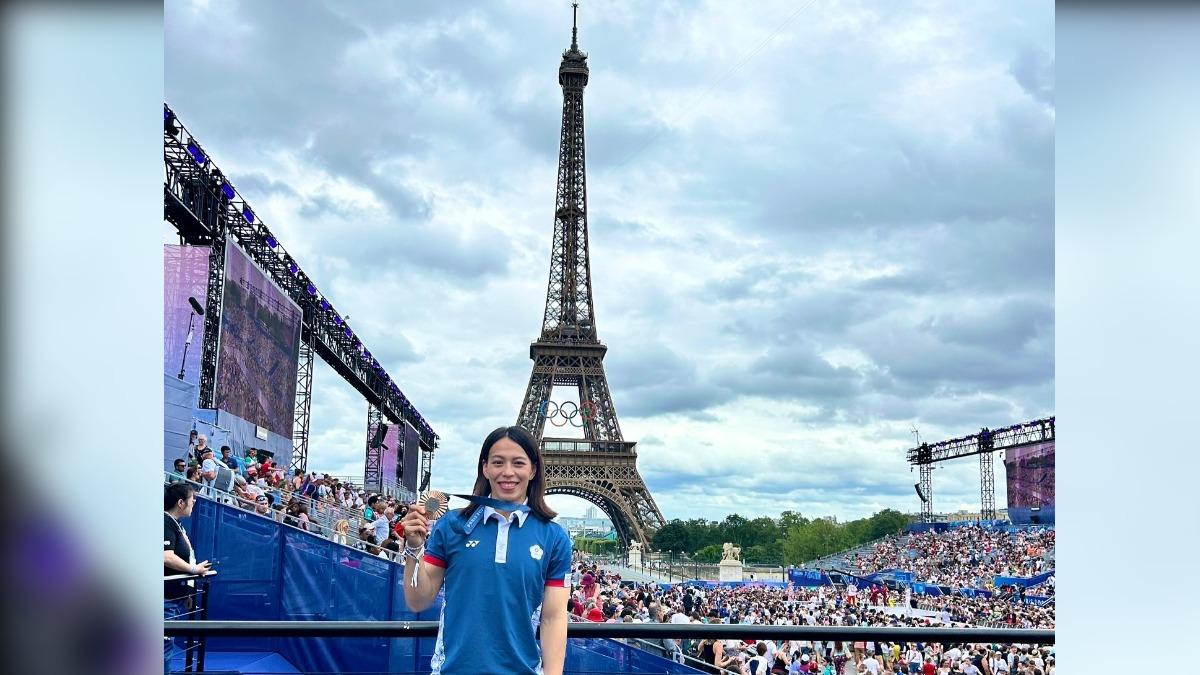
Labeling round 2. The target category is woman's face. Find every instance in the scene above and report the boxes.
[482,436,535,502]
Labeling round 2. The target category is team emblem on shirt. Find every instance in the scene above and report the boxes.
[529,544,543,560]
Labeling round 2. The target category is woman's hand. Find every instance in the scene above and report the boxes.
[401,502,429,548]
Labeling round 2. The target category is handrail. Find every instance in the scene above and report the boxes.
[627,637,741,675]
[164,621,1053,643]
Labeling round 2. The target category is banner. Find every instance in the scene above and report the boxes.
[993,570,1054,588]
[787,568,831,587]
[164,244,211,384]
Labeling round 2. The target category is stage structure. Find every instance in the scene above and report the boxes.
[163,105,438,481]
[906,416,1055,522]
[514,6,666,547]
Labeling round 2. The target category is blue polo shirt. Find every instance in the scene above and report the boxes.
[423,505,572,675]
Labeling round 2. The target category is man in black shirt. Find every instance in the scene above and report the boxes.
[164,483,210,671]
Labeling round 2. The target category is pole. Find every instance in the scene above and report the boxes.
[178,310,196,379]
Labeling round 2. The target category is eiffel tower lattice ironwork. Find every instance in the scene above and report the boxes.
[516,5,666,547]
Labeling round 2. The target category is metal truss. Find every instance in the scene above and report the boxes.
[906,417,1054,465]
[540,16,595,342]
[290,330,314,475]
[515,14,665,547]
[979,452,996,520]
[907,416,1054,520]
[163,104,438,456]
[919,464,934,523]
[545,456,667,546]
[364,404,384,494]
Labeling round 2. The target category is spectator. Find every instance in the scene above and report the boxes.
[198,447,219,497]
[192,433,209,464]
[333,519,350,546]
[169,458,187,484]
[163,483,211,669]
[249,493,273,518]
[220,445,242,477]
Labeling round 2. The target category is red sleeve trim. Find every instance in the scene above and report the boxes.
[423,554,447,568]
[545,578,566,587]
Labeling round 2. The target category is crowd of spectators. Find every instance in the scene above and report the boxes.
[565,559,1054,675]
[167,431,412,560]
[840,527,1054,592]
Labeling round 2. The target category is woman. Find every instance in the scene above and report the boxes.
[332,519,350,546]
[696,638,727,675]
[400,426,572,675]
[579,572,601,603]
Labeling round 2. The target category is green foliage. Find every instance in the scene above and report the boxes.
[604,507,909,566]
[694,543,723,563]
[652,520,690,552]
[573,537,617,554]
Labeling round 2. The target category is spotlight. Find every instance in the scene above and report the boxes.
[333,314,343,325]
[186,141,206,165]
[221,183,235,200]
[164,107,179,136]
[288,262,299,275]
[265,235,277,249]
[344,328,353,338]
[306,284,316,296]
[242,206,255,224]
[319,299,329,311]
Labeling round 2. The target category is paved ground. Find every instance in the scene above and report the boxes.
[599,563,706,584]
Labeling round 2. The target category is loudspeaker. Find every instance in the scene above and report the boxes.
[370,423,388,448]
[914,483,928,502]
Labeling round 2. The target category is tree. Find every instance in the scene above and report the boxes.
[694,543,724,563]
[720,514,749,547]
[778,510,809,537]
[653,520,690,552]
[783,518,849,564]
[867,509,910,540]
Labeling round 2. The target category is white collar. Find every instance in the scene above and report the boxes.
[483,498,530,527]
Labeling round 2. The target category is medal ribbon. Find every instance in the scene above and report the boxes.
[408,493,530,587]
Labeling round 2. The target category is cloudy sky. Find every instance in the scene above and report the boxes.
[165,0,1054,523]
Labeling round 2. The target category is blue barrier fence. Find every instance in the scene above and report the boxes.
[182,496,699,674]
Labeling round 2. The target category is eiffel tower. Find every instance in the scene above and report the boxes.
[515,5,666,547]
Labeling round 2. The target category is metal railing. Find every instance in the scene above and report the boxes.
[164,620,1054,644]
[164,572,215,673]
[165,473,400,556]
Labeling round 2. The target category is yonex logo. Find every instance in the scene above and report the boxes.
[465,540,480,548]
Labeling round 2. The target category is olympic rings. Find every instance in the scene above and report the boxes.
[580,400,598,420]
[538,400,588,428]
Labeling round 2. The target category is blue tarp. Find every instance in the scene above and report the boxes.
[183,496,699,674]
[164,374,198,472]
[787,568,832,587]
[994,570,1054,588]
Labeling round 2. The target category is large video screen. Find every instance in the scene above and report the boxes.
[380,422,402,490]
[164,245,211,383]
[214,241,302,438]
[403,421,420,494]
[1004,441,1055,509]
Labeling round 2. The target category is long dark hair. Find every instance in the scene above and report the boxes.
[461,425,557,522]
